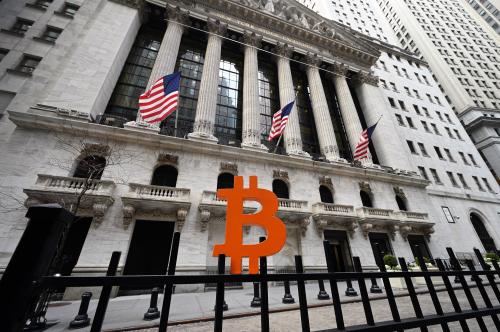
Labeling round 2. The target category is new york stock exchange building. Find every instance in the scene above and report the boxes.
[1,0,500,297]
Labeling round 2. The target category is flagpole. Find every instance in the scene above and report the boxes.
[174,108,179,137]
[273,87,300,154]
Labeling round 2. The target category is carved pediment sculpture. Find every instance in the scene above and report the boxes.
[359,181,372,194]
[273,169,289,180]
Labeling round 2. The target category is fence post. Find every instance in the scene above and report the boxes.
[295,255,310,332]
[373,243,401,325]
[323,240,345,330]
[435,259,469,331]
[352,257,374,326]
[369,277,383,294]
[214,254,226,332]
[90,251,121,332]
[282,280,295,304]
[159,231,181,332]
[251,282,261,307]
[143,288,160,321]
[317,279,330,300]
[69,292,92,328]
[259,236,269,332]
[446,247,488,331]
[397,258,425,326]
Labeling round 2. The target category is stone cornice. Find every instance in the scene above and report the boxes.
[9,110,430,188]
[152,0,380,70]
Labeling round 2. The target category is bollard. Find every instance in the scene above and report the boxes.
[317,279,330,300]
[282,281,295,304]
[370,277,383,293]
[69,292,92,328]
[143,287,161,320]
[345,278,358,296]
[251,282,261,307]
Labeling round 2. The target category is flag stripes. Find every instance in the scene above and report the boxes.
[139,72,181,124]
[268,101,294,141]
[353,121,379,161]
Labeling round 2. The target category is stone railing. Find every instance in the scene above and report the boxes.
[356,207,395,220]
[398,211,429,221]
[312,202,355,215]
[278,198,308,210]
[33,174,115,195]
[200,191,227,205]
[129,183,190,201]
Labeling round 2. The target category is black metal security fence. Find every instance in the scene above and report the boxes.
[28,232,500,331]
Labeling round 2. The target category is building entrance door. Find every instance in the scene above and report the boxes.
[120,220,175,294]
[408,234,433,261]
[369,232,393,264]
[324,230,353,272]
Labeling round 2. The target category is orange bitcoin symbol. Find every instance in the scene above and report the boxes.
[213,176,286,274]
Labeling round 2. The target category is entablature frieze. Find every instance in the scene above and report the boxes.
[148,0,379,71]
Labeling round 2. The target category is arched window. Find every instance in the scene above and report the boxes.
[273,179,289,199]
[151,165,178,187]
[470,213,497,252]
[217,173,234,189]
[319,185,334,203]
[395,195,407,211]
[360,190,373,207]
[73,155,106,180]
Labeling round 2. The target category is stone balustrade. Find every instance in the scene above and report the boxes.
[23,174,115,226]
[397,211,429,221]
[312,202,355,215]
[129,183,191,201]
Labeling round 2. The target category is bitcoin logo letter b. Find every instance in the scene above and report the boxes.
[213,176,286,274]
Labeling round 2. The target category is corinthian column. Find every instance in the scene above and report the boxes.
[241,32,267,151]
[305,53,340,162]
[330,63,373,164]
[188,19,227,142]
[126,6,189,132]
[275,43,309,158]
[353,72,412,171]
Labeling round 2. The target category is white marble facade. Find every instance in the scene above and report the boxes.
[0,0,499,296]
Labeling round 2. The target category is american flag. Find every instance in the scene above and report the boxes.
[268,101,294,141]
[139,72,181,124]
[353,122,379,161]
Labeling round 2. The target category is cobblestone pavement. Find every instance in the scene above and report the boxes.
[147,287,497,332]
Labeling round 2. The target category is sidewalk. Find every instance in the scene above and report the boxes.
[44,278,472,331]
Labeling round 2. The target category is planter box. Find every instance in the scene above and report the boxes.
[386,269,417,289]
[413,266,444,286]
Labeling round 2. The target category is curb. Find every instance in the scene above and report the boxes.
[103,280,495,331]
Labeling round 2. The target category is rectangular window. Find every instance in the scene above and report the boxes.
[482,178,493,192]
[421,120,430,132]
[388,97,396,107]
[60,2,79,17]
[406,116,415,128]
[434,146,444,159]
[473,176,484,191]
[418,142,429,156]
[430,168,442,184]
[395,114,405,126]
[15,55,41,74]
[40,26,62,42]
[444,148,455,162]
[447,171,459,186]
[445,127,454,138]
[33,0,53,8]
[468,154,478,166]
[457,173,469,188]
[413,104,421,115]
[453,129,462,140]
[0,49,8,62]
[398,100,406,110]
[459,152,469,165]
[418,166,429,180]
[10,18,34,35]
[407,140,417,154]
[442,206,455,223]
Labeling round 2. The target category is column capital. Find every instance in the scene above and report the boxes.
[353,71,379,86]
[207,18,228,35]
[243,31,262,48]
[330,62,349,77]
[305,52,322,67]
[166,5,190,26]
[275,42,294,58]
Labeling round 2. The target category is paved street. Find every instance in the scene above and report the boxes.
[43,278,497,331]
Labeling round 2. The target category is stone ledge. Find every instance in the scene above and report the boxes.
[6,68,32,77]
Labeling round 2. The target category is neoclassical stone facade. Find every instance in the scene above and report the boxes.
[0,0,499,297]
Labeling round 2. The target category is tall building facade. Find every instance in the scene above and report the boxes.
[0,0,499,298]
[462,0,500,35]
